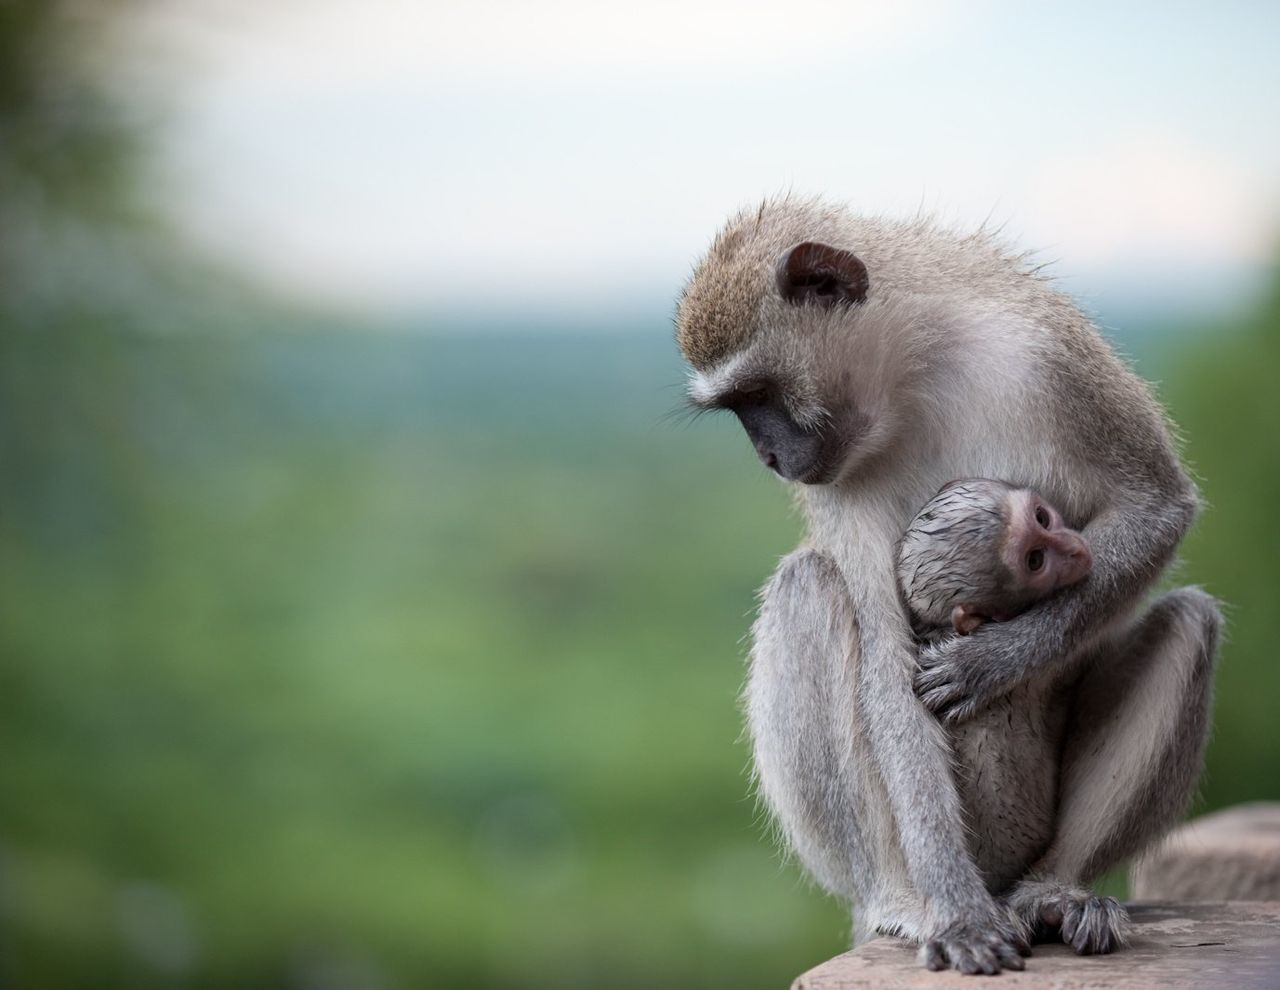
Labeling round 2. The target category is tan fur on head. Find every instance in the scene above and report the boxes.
[674,208,765,369]
[675,195,1082,490]
[676,197,851,368]
[675,194,1048,372]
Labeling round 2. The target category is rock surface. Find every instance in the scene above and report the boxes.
[792,901,1280,989]
[1131,802,1280,901]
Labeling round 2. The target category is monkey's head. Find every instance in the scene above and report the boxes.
[676,198,936,484]
[897,479,1093,635]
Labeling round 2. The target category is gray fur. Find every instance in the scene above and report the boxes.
[677,196,1223,974]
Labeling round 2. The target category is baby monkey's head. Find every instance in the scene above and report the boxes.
[897,479,1093,636]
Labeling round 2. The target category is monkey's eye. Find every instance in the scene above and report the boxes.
[1034,506,1051,529]
[1026,548,1045,572]
[723,380,770,408]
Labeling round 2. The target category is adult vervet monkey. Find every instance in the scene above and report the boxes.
[675,198,1220,975]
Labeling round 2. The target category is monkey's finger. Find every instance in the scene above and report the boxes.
[1067,897,1126,955]
[913,674,943,700]
[991,941,1026,970]
[916,672,959,698]
[919,684,964,712]
[1070,924,1098,955]
[1059,901,1083,948]
[953,944,983,975]
[997,899,1034,955]
[915,650,940,671]
[969,943,1000,975]
[913,664,955,692]
[939,697,980,725]
[915,642,955,671]
[919,940,947,971]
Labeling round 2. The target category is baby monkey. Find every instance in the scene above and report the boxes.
[898,479,1093,641]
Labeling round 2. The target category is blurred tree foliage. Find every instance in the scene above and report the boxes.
[0,4,1276,990]
[0,7,844,987]
[0,0,142,220]
[1156,272,1280,809]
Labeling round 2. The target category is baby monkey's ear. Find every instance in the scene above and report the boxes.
[951,605,988,636]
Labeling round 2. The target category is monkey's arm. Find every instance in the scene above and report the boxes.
[915,482,1198,724]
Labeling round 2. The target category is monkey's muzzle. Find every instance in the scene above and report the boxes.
[733,399,830,484]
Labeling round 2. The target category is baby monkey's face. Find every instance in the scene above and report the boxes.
[897,479,1095,636]
[1000,489,1093,602]
[949,490,1092,635]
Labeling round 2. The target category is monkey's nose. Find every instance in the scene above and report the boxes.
[763,451,779,471]
[1058,533,1093,583]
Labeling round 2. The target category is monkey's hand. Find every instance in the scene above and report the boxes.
[920,904,1031,974]
[914,623,1042,724]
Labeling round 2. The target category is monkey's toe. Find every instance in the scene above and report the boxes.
[1060,896,1129,955]
[918,918,1029,975]
[1003,880,1129,952]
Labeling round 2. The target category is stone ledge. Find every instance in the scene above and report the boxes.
[793,901,1280,989]
[1132,802,1280,901]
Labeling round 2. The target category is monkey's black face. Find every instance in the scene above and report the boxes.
[721,385,837,484]
[681,239,878,484]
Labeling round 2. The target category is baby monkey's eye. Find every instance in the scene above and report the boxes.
[1034,506,1051,529]
[1027,548,1045,572]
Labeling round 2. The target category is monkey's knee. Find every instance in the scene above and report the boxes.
[1104,587,1220,728]
[1168,586,1222,649]
[755,550,855,663]
[1147,586,1222,674]
[765,549,848,613]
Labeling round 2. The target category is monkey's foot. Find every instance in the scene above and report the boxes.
[919,911,1030,975]
[1004,880,1131,955]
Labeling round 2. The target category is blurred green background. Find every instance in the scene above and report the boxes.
[2,4,1278,989]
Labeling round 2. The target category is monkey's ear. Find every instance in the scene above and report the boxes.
[951,605,988,636]
[775,242,870,308]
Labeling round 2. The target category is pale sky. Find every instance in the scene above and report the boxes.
[133,1,1280,326]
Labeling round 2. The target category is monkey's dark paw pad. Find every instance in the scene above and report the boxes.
[919,919,1030,975]
[1059,895,1129,955]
